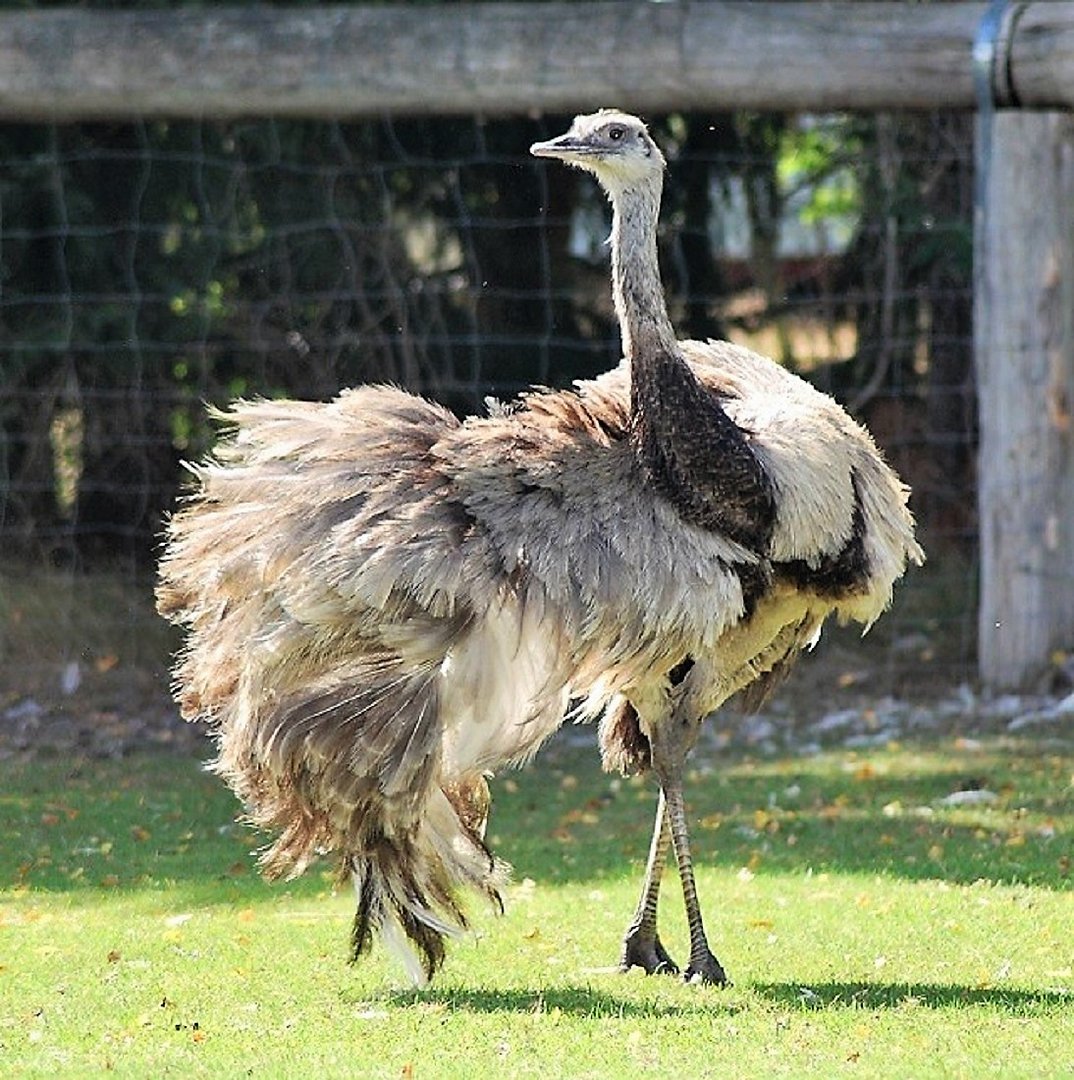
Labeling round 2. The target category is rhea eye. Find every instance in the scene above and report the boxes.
[608,127,625,142]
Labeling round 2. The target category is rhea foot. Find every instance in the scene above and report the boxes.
[619,928,679,976]
[683,947,729,986]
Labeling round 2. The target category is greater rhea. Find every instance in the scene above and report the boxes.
[157,109,922,987]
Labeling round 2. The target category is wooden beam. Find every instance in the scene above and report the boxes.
[975,112,1074,689]
[1,2,1074,122]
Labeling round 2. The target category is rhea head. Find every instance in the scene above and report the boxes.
[530,110,666,199]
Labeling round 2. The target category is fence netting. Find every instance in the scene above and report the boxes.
[0,110,975,705]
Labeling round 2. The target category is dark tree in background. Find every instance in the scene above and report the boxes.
[841,113,975,546]
[0,108,974,568]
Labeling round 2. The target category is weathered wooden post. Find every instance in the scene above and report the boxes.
[975,111,1074,688]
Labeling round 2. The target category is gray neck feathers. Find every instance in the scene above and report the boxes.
[610,182,678,362]
[609,176,777,554]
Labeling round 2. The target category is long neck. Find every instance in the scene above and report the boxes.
[609,181,678,363]
[612,177,777,553]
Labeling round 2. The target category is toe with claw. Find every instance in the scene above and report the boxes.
[683,948,729,986]
[620,929,680,976]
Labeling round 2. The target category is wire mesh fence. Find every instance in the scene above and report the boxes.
[0,110,976,706]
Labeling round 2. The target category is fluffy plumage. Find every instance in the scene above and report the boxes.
[157,110,922,987]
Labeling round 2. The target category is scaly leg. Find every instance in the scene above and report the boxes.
[646,692,728,987]
[663,780,727,985]
[619,788,679,975]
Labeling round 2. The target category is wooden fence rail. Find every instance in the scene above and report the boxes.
[0,2,1073,120]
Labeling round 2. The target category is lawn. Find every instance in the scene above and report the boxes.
[2,731,1072,1078]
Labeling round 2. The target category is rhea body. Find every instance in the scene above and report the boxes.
[157,110,921,986]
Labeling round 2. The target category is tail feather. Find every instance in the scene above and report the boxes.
[157,388,516,985]
[208,667,508,981]
[349,787,508,985]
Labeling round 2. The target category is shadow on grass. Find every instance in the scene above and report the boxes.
[375,980,1072,1018]
[379,984,728,1018]
[501,732,1074,891]
[3,735,1072,894]
[754,980,1073,1014]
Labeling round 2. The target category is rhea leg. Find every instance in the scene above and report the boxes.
[649,710,728,986]
[662,780,727,984]
[619,788,679,975]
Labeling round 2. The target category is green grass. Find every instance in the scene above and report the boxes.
[2,735,1073,1078]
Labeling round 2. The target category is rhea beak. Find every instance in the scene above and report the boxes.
[530,134,600,162]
